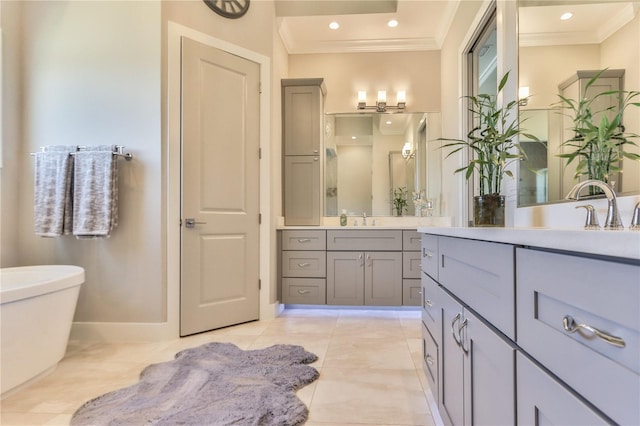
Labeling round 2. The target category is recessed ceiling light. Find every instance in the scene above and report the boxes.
[560,12,573,21]
[386,121,392,125]
[351,136,357,140]
[329,21,340,30]
[387,19,399,28]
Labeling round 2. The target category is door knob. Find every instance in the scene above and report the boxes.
[185,218,207,228]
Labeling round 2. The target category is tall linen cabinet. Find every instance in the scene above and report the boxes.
[282,78,326,225]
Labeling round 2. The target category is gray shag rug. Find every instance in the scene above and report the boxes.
[70,342,319,426]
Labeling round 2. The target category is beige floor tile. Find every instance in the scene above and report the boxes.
[323,335,415,370]
[248,334,330,368]
[262,316,337,336]
[0,412,66,426]
[308,367,432,426]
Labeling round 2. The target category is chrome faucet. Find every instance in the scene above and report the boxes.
[362,212,367,226]
[565,180,624,230]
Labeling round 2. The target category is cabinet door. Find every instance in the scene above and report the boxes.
[364,251,402,306]
[327,251,364,305]
[517,352,609,426]
[284,156,321,226]
[464,309,516,426]
[439,289,465,426]
[283,85,322,156]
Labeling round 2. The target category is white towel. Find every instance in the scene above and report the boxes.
[33,146,76,237]
[72,145,119,238]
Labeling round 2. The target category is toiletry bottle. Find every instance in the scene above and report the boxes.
[340,209,347,226]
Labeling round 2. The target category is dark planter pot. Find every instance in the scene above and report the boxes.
[473,194,505,227]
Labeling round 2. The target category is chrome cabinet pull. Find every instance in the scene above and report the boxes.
[424,298,433,308]
[297,262,310,267]
[297,238,311,243]
[297,289,310,295]
[458,318,469,354]
[562,315,625,348]
[451,313,462,346]
[426,355,435,366]
[366,254,371,266]
[422,248,433,258]
[358,253,364,266]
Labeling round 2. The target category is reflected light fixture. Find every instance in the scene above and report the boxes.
[401,142,414,159]
[357,90,406,112]
[518,86,530,106]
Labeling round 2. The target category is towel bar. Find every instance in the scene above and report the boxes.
[30,145,133,161]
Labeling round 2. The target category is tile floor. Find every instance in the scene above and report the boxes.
[1,308,437,426]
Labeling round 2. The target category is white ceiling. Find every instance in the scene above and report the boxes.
[276,0,639,54]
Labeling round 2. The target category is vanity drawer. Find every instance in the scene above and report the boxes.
[420,234,439,280]
[282,230,326,251]
[281,251,326,278]
[282,278,326,305]
[422,321,439,405]
[516,248,640,426]
[327,230,402,251]
[402,279,421,306]
[403,230,421,251]
[403,251,422,279]
[438,236,515,339]
[421,273,441,343]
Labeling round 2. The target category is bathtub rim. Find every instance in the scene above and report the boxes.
[0,265,85,304]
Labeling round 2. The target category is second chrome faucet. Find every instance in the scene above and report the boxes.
[566,180,623,230]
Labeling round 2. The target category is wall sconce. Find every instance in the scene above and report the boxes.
[518,86,529,107]
[358,90,406,112]
[401,141,414,159]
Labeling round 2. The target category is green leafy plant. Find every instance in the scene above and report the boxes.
[439,72,538,196]
[392,187,408,216]
[556,69,640,193]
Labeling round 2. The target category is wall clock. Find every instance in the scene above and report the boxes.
[203,0,250,19]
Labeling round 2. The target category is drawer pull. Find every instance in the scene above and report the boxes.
[297,289,311,295]
[458,318,469,354]
[422,248,433,258]
[426,355,435,366]
[297,238,311,243]
[562,315,626,348]
[297,262,310,267]
[424,298,433,308]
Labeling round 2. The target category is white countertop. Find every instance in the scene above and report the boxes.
[417,227,640,260]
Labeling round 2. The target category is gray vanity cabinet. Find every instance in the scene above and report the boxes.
[326,230,403,306]
[402,230,422,306]
[327,251,402,306]
[282,78,326,226]
[281,230,327,305]
[439,288,516,426]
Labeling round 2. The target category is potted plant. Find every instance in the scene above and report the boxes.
[392,186,408,216]
[556,70,640,196]
[440,72,537,226]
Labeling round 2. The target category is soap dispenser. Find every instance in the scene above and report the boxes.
[340,209,347,226]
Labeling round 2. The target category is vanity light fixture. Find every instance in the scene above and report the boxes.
[357,90,406,112]
[518,86,530,106]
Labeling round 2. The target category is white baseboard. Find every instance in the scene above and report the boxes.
[70,321,178,342]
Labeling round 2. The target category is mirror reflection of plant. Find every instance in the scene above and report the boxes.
[439,72,538,196]
[392,187,409,215]
[556,69,640,194]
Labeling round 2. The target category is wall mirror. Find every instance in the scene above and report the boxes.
[324,112,442,217]
[517,0,640,206]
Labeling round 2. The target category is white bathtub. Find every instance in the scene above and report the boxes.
[0,265,84,396]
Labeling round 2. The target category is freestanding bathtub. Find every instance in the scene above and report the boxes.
[0,265,84,396]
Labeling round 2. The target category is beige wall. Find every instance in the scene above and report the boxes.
[288,51,441,113]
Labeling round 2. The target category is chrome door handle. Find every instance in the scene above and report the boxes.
[562,315,625,348]
[458,318,469,354]
[451,313,462,347]
[185,218,207,228]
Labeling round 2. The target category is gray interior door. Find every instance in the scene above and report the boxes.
[180,36,260,336]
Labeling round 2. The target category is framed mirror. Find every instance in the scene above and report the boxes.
[324,112,442,217]
[517,0,640,206]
